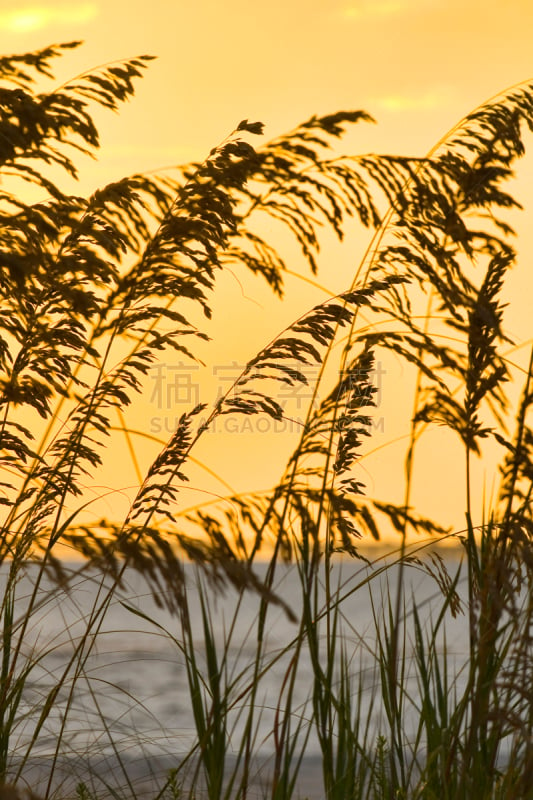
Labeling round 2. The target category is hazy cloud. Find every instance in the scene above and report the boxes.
[340,0,440,20]
[342,1,406,19]
[374,87,453,112]
[0,4,98,33]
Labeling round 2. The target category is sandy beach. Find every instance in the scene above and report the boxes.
[15,753,327,799]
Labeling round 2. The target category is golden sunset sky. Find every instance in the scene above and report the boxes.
[2,0,532,166]
[1,1,533,546]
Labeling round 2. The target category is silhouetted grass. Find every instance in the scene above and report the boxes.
[1,41,533,799]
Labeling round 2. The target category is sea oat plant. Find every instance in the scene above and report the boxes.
[1,41,533,800]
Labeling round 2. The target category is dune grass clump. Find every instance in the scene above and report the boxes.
[0,41,533,799]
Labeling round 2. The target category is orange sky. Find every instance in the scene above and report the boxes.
[2,1,533,172]
[1,1,533,547]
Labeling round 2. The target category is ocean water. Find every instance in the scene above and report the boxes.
[2,555,471,797]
